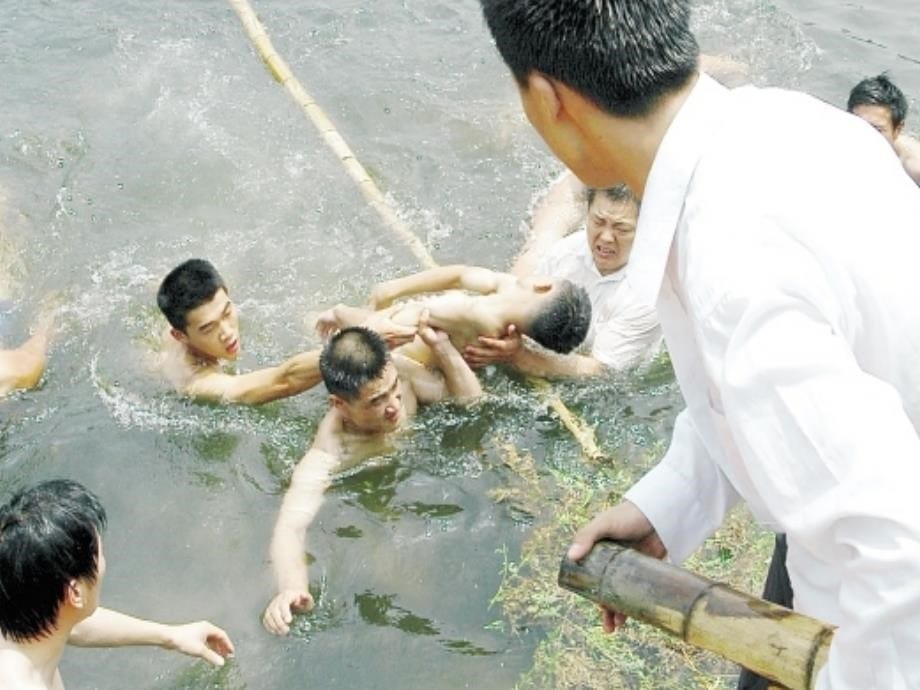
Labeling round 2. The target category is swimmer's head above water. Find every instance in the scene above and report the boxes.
[521,278,592,354]
[157,259,241,362]
[320,326,404,434]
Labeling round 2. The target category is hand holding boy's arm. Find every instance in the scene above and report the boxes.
[316,305,416,349]
[463,329,603,378]
[68,607,235,666]
[418,311,482,402]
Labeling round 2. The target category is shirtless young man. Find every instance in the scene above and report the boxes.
[156,259,415,404]
[0,480,234,690]
[317,265,592,368]
[262,319,482,635]
[847,74,920,186]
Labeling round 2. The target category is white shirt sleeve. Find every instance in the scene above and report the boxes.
[590,302,662,370]
[718,292,920,690]
[625,409,741,564]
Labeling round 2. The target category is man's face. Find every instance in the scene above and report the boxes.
[586,195,638,275]
[851,104,902,147]
[174,288,241,361]
[336,362,404,434]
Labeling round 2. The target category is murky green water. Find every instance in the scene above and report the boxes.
[1,0,917,688]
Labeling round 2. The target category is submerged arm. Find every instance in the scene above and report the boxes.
[69,607,234,666]
[263,410,342,635]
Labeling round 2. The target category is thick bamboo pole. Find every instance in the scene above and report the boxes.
[558,541,834,690]
[226,0,604,462]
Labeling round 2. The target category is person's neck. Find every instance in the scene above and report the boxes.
[585,73,699,198]
[484,290,535,327]
[0,628,69,689]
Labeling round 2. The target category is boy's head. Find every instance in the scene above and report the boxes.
[522,278,592,354]
[321,327,404,433]
[158,259,240,361]
[0,480,107,642]
[847,74,908,146]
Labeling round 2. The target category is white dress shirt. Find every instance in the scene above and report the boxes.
[624,73,920,689]
[536,230,662,369]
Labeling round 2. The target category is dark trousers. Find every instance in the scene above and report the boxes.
[737,534,793,689]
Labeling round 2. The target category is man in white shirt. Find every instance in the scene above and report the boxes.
[480,1,920,688]
[463,173,661,377]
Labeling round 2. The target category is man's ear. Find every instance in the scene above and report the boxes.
[66,580,85,609]
[329,394,349,418]
[170,328,188,344]
[521,72,564,129]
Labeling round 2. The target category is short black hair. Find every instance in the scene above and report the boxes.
[157,259,227,331]
[847,73,908,129]
[320,327,390,400]
[586,183,639,210]
[0,480,107,642]
[528,280,592,354]
[480,0,699,117]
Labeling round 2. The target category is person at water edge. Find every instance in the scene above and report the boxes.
[847,73,920,186]
[317,264,592,368]
[0,479,234,689]
[480,1,920,688]
[157,258,417,404]
[462,174,662,377]
[262,321,482,635]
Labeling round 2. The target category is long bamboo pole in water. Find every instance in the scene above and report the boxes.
[226,0,603,461]
[558,541,835,690]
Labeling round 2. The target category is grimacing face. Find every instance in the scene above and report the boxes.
[336,362,404,434]
[850,104,902,147]
[586,194,638,275]
[173,288,241,361]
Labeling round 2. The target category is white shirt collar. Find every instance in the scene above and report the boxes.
[627,73,731,306]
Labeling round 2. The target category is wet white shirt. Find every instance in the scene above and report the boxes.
[624,73,920,689]
[536,231,661,369]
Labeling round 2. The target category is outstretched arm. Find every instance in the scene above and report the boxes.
[68,607,234,667]
[263,410,343,635]
[369,265,505,309]
[185,349,323,405]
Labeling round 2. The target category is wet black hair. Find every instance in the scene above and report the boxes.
[528,280,592,354]
[157,258,227,331]
[586,183,640,210]
[847,73,908,130]
[480,0,699,117]
[0,479,107,642]
[320,327,390,400]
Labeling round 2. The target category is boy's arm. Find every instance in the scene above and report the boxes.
[185,350,323,405]
[369,265,505,309]
[68,607,234,667]
[263,410,343,635]
[397,311,483,404]
[315,305,417,349]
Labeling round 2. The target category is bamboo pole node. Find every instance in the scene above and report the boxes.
[558,540,835,690]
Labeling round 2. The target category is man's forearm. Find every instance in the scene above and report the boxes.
[277,349,322,394]
[374,266,467,306]
[69,607,171,648]
[510,346,604,379]
[430,342,482,400]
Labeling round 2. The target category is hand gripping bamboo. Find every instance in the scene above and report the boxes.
[558,541,834,690]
